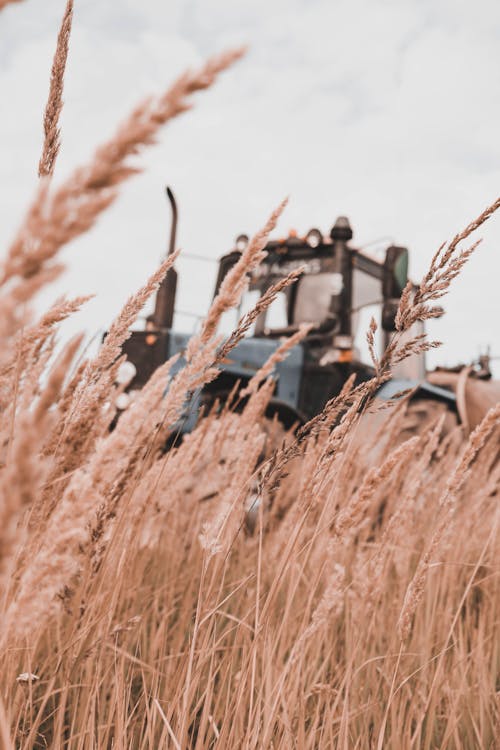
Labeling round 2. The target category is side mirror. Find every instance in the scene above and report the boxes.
[383,245,408,298]
[382,245,408,331]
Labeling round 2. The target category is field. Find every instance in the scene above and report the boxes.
[0,2,499,748]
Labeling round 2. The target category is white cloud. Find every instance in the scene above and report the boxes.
[0,0,499,372]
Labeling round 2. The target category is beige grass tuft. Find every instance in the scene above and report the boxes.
[38,0,73,178]
[0,17,498,745]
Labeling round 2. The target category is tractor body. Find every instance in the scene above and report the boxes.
[118,189,456,430]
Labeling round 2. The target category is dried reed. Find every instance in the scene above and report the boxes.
[1,49,244,287]
[0,13,498,745]
[240,323,312,397]
[198,198,287,347]
[38,0,73,178]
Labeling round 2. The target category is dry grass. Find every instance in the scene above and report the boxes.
[0,8,499,749]
[38,0,74,179]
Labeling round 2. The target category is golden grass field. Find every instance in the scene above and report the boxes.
[0,2,499,747]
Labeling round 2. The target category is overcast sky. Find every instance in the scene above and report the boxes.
[0,0,499,373]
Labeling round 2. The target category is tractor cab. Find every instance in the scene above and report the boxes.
[118,189,455,430]
[216,218,411,363]
[202,216,418,423]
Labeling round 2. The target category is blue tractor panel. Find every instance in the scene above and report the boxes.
[167,332,304,433]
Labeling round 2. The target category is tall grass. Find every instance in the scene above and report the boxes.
[0,4,499,748]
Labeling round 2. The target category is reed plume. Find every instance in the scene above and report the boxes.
[240,323,312,398]
[0,295,90,379]
[216,267,303,362]
[395,196,500,333]
[1,49,245,287]
[197,198,288,348]
[333,435,419,539]
[38,0,73,178]
[0,9,499,742]
[397,401,500,641]
[94,250,180,375]
[0,335,82,584]
[36,250,180,501]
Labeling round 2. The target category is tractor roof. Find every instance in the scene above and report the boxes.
[229,216,386,277]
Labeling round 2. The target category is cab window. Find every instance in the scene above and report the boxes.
[293,273,343,325]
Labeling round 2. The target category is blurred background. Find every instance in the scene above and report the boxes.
[0,0,499,373]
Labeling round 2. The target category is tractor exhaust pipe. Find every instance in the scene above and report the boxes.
[165,186,178,259]
[152,186,178,330]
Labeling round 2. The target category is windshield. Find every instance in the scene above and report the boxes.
[351,268,383,359]
[249,290,288,334]
[293,273,343,325]
[217,289,289,336]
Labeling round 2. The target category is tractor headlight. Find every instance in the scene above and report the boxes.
[115,393,131,411]
[306,228,322,248]
[235,234,249,252]
[116,360,137,385]
[334,335,353,350]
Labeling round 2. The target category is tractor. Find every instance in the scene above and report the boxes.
[117,188,458,432]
